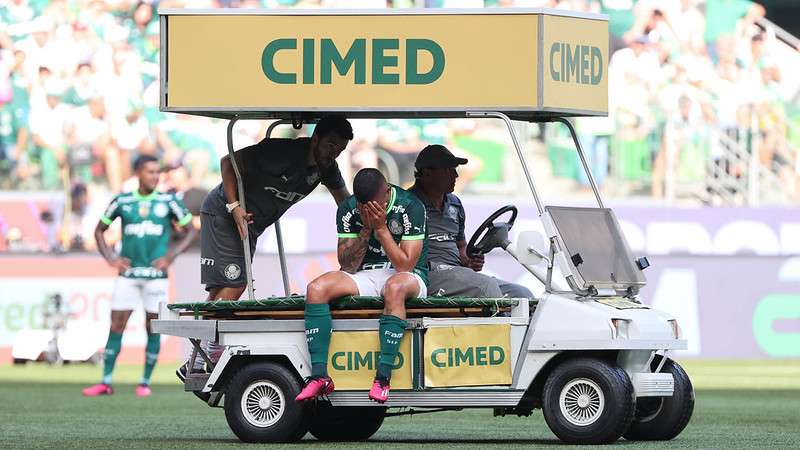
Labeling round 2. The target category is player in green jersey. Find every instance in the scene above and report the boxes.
[295,168,428,404]
[82,155,197,397]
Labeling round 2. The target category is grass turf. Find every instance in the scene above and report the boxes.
[1,360,798,449]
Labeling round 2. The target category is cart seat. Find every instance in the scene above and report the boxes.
[168,296,528,319]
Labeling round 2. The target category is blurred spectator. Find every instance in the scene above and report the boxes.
[704,0,765,63]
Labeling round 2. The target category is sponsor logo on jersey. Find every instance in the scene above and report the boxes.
[123,221,164,238]
[447,205,458,220]
[388,217,403,234]
[123,267,165,278]
[264,186,307,203]
[153,202,169,218]
[200,258,215,266]
[224,263,241,280]
[138,202,150,218]
[429,232,456,242]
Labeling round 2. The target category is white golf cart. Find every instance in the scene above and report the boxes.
[153,8,693,445]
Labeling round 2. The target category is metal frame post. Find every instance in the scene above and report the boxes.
[466,111,545,214]
[553,117,605,209]
[226,117,256,301]
[263,119,295,297]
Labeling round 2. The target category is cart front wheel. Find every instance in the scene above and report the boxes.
[542,357,635,444]
[224,362,309,443]
[623,358,694,441]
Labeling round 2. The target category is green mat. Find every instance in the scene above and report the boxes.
[168,296,523,313]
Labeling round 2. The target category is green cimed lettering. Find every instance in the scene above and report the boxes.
[549,42,560,82]
[354,351,372,370]
[321,38,366,84]
[331,351,346,370]
[454,347,474,366]
[261,38,297,84]
[406,39,445,85]
[372,39,399,84]
[489,346,505,365]
[432,348,446,368]
[565,44,579,83]
[302,38,315,84]
[590,46,603,85]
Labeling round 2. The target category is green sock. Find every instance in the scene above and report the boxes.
[101,331,123,385]
[141,333,161,385]
[377,315,407,381]
[305,303,332,378]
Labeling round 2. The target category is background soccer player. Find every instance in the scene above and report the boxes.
[82,155,197,397]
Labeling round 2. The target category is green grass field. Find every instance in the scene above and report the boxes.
[1,360,799,449]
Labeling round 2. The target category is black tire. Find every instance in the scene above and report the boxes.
[309,405,386,441]
[223,362,310,443]
[12,358,27,365]
[542,357,635,444]
[623,359,694,441]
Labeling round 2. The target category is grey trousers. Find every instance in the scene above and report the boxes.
[428,263,533,299]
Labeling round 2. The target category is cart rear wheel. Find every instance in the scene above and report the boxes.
[623,359,694,441]
[224,362,309,443]
[542,357,635,444]
[309,405,386,441]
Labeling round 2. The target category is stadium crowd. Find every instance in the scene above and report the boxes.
[0,0,797,253]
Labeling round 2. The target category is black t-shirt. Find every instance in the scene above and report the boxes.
[201,137,345,236]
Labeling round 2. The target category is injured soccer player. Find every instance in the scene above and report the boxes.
[295,168,429,404]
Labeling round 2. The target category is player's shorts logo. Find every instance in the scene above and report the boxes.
[154,203,168,218]
[224,264,241,280]
[389,217,403,235]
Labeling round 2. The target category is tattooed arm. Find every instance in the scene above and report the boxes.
[337,228,371,274]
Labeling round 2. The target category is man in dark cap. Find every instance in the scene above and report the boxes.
[409,144,532,299]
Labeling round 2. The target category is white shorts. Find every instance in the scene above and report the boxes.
[342,268,427,298]
[111,277,168,314]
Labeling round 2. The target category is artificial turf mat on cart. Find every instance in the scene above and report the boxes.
[167,296,527,319]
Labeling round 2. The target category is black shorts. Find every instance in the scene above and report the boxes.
[200,212,257,291]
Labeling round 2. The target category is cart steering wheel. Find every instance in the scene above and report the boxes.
[466,205,518,256]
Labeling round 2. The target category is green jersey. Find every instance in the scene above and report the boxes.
[336,185,429,284]
[101,190,192,279]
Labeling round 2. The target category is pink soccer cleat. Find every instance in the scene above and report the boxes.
[135,384,152,397]
[295,376,334,402]
[368,378,390,404]
[82,383,113,397]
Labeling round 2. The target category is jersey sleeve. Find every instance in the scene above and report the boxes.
[455,199,466,242]
[100,195,121,226]
[320,161,346,191]
[168,194,193,227]
[336,198,361,238]
[402,198,427,241]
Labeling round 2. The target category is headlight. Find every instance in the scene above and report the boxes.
[668,319,681,339]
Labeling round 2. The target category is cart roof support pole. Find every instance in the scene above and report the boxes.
[264,119,295,297]
[226,116,256,301]
[467,111,544,214]
[553,117,605,209]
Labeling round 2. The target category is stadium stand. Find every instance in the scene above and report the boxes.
[1,0,798,252]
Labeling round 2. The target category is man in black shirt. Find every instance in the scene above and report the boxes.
[409,145,532,299]
[199,117,353,301]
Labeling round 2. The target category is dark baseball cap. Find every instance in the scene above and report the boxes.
[414,144,468,169]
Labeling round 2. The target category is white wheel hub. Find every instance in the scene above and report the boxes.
[559,378,605,426]
[241,380,285,428]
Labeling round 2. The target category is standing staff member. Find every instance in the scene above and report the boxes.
[83,155,197,397]
[189,117,353,372]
